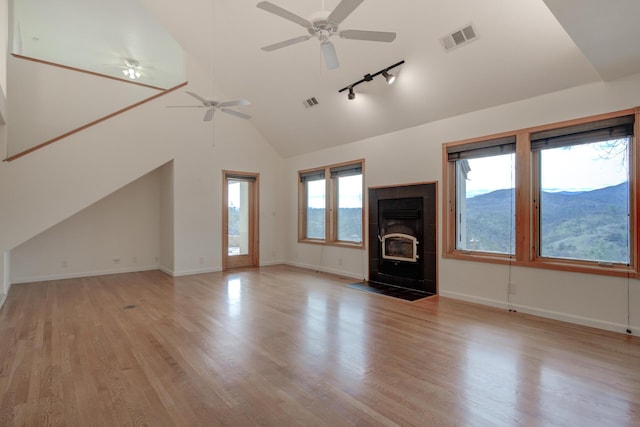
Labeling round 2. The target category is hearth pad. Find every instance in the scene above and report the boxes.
[347,282,433,301]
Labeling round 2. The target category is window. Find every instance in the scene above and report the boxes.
[444,109,638,277]
[302,172,326,240]
[532,116,634,264]
[447,136,516,255]
[299,160,364,246]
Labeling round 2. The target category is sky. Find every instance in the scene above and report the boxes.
[229,176,363,210]
[307,175,362,209]
[228,181,243,208]
[230,140,629,205]
[466,139,629,197]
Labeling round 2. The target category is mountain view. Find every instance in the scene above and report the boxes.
[306,208,363,242]
[464,182,630,263]
[295,183,629,263]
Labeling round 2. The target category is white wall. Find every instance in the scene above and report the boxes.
[162,55,285,276]
[284,73,640,336]
[10,167,164,283]
[0,0,6,294]
[0,0,7,158]
[159,161,175,273]
[6,54,161,156]
[1,51,285,292]
[170,103,285,275]
[0,0,7,94]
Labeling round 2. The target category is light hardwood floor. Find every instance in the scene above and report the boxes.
[0,265,638,426]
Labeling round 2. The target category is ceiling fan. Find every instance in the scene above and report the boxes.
[119,58,145,80]
[168,92,252,121]
[103,57,153,81]
[256,0,396,69]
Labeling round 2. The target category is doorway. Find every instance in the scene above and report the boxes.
[223,171,259,269]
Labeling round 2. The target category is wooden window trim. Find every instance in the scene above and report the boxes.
[443,107,640,279]
[298,159,365,248]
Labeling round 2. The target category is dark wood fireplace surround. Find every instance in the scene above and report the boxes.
[368,183,437,295]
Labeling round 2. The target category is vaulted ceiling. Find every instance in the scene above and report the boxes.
[12,0,640,157]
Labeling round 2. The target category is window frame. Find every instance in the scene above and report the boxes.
[298,159,365,248]
[448,135,517,256]
[443,108,639,278]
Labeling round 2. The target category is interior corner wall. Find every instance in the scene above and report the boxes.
[1,250,8,297]
[0,121,6,161]
[159,160,175,274]
[166,53,285,277]
[9,167,163,283]
[284,72,640,336]
[1,48,285,289]
[170,106,285,276]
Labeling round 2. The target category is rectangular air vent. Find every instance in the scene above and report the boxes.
[303,97,319,108]
[440,24,478,52]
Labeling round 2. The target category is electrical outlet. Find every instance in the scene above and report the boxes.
[508,282,517,295]
[199,257,205,265]
[61,260,68,268]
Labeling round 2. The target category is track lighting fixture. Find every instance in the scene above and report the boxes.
[338,60,404,100]
[382,70,395,84]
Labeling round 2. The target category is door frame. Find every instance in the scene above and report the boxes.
[222,170,260,269]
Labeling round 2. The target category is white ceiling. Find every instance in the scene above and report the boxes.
[11,0,640,157]
[13,0,185,88]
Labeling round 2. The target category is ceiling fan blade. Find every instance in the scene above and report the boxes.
[340,29,396,42]
[203,108,215,122]
[328,0,364,25]
[256,1,312,28]
[321,41,339,70]
[217,99,250,108]
[186,91,210,106]
[261,35,312,51]
[166,105,205,108]
[220,108,252,120]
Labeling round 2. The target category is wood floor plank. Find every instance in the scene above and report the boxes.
[0,265,639,426]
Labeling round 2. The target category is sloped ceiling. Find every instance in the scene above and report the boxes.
[542,0,640,81]
[11,0,640,157]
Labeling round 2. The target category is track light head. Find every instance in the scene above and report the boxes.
[348,87,356,100]
[382,70,396,84]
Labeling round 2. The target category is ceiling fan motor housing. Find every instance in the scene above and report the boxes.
[308,11,338,39]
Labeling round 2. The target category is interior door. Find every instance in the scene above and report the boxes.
[223,171,259,269]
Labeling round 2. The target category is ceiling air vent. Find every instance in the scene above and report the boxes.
[440,24,478,52]
[303,97,319,109]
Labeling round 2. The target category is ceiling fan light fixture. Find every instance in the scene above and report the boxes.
[123,67,140,79]
[348,87,355,100]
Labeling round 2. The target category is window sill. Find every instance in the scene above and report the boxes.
[298,239,365,249]
[444,250,635,278]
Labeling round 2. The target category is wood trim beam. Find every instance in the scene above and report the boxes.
[4,81,188,162]
[11,54,168,91]
[515,131,531,263]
